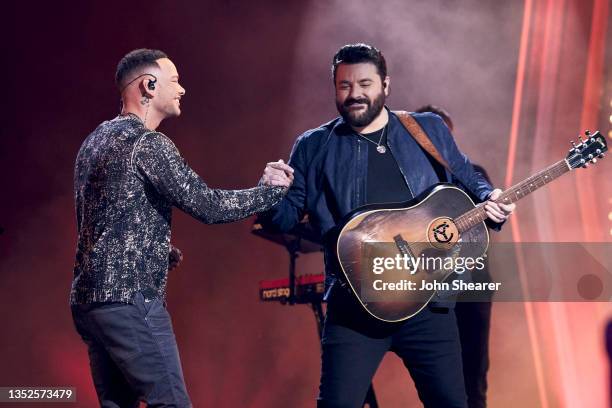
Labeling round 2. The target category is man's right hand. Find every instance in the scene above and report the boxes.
[259,160,294,188]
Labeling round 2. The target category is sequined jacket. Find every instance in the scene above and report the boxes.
[70,115,284,304]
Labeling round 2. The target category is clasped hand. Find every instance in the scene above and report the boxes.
[259,160,294,188]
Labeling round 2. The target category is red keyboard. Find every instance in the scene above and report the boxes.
[259,274,325,304]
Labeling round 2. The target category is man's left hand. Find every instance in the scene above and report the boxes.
[169,245,183,271]
[484,188,515,223]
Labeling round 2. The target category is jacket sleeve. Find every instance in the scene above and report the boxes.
[259,133,309,233]
[132,132,286,224]
[415,114,503,230]
[416,114,493,202]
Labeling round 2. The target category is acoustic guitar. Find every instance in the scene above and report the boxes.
[334,131,607,322]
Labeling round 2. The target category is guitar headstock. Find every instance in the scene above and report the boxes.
[566,130,607,169]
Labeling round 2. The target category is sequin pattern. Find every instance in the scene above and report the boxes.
[70,115,285,304]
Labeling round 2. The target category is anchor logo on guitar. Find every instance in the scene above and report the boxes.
[426,217,459,250]
[432,222,453,243]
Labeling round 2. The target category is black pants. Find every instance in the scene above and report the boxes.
[454,301,492,408]
[317,290,467,408]
[71,292,191,407]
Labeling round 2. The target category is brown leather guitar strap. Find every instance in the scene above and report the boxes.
[393,110,451,171]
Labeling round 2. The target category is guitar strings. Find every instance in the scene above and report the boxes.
[455,160,569,232]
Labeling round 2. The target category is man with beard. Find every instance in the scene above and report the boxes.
[263,44,514,407]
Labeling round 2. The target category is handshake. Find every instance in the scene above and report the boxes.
[259,160,294,188]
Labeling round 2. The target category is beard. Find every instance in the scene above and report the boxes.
[336,91,386,128]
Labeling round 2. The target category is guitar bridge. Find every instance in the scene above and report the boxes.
[393,234,414,258]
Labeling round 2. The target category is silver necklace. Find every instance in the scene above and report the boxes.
[358,126,387,154]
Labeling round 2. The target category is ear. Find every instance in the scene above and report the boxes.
[383,76,391,96]
[138,77,156,98]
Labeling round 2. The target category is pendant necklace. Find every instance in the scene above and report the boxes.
[358,125,387,154]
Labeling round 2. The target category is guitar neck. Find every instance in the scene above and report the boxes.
[456,159,571,232]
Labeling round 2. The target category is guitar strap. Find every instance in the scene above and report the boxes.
[392,110,451,172]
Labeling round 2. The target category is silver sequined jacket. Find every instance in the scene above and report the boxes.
[70,115,285,304]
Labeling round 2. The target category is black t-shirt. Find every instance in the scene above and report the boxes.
[359,126,413,204]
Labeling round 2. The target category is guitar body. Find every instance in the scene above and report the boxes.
[335,184,489,322]
[332,131,607,322]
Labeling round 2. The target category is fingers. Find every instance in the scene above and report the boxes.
[266,167,294,182]
[486,198,516,215]
[485,190,506,222]
[488,188,502,201]
[169,245,183,259]
[265,174,292,186]
[484,197,516,223]
[168,246,183,272]
[267,160,294,175]
[484,203,506,222]
[260,159,294,188]
[260,173,292,187]
[485,213,504,223]
[498,202,515,213]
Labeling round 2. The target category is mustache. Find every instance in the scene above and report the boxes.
[343,97,370,107]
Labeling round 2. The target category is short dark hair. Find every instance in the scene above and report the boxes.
[415,104,454,131]
[332,43,387,83]
[115,48,168,90]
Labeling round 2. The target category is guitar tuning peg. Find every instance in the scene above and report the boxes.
[571,141,577,147]
[592,158,597,164]
[600,152,605,158]
[585,130,591,136]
